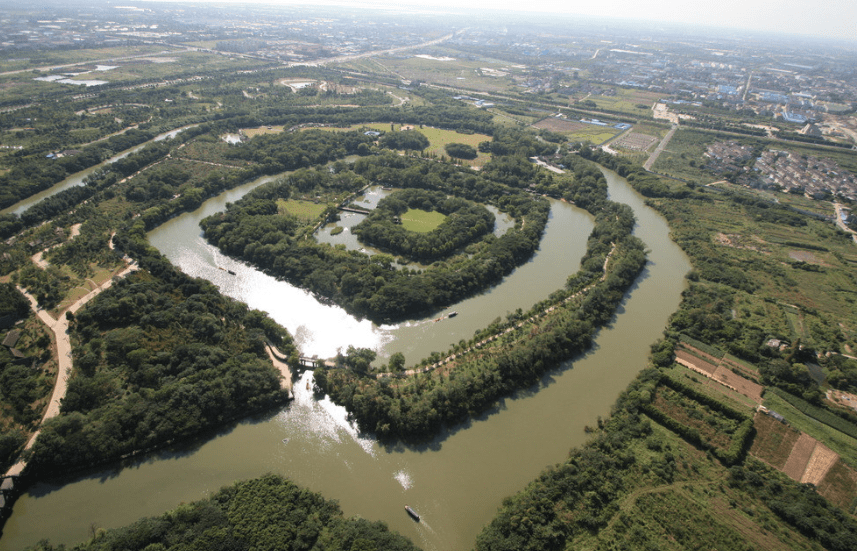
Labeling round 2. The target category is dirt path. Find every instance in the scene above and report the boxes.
[265,343,293,392]
[4,261,138,477]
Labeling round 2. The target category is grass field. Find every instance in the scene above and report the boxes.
[651,128,720,183]
[401,208,446,233]
[277,199,328,222]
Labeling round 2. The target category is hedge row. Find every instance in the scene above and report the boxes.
[770,387,857,441]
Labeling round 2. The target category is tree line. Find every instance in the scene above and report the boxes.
[315,157,648,441]
[25,474,419,551]
[201,153,551,323]
[353,188,496,262]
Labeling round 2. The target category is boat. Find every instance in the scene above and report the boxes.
[306,381,311,391]
[227,269,236,275]
[405,505,420,521]
[448,311,458,318]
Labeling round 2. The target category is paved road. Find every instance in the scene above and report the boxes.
[644,123,678,171]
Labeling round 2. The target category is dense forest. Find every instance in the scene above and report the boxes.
[314,156,648,441]
[200,153,551,323]
[25,474,420,551]
[352,188,496,262]
[24,254,296,475]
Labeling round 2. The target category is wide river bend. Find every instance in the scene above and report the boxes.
[0,168,690,551]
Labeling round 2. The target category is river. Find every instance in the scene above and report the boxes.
[0,167,691,551]
[0,126,196,217]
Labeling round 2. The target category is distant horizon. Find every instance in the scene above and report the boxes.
[131,0,857,44]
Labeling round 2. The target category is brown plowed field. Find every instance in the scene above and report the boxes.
[782,433,818,481]
[533,118,592,133]
[750,412,801,469]
[711,366,764,404]
[675,349,718,374]
[678,343,722,365]
[801,442,839,485]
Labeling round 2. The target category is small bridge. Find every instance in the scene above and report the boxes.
[338,206,371,215]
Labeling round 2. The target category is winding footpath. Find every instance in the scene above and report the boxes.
[3,259,138,478]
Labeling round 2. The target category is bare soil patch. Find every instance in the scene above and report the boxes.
[782,433,818,481]
[828,388,857,413]
[801,442,839,484]
[533,118,591,133]
[788,250,828,266]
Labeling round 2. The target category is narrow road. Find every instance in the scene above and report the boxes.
[643,123,678,171]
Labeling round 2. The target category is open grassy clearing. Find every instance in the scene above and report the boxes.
[315,123,493,166]
[368,54,520,93]
[400,208,446,233]
[276,198,329,222]
[586,94,655,117]
[86,52,270,85]
[651,128,720,183]
[241,125,286,138]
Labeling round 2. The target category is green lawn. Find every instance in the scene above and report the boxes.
[400,208,446,233]
[277,199,328,222]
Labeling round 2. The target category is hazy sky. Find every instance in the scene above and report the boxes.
[196,0,857,43]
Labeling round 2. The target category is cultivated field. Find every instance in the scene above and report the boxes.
[751,411,801,469]
[674,343,764,404]
[611,132,659,152]
[750,411,856,508]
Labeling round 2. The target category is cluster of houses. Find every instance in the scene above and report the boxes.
[705,141,857,201]
[754,149,857,201]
